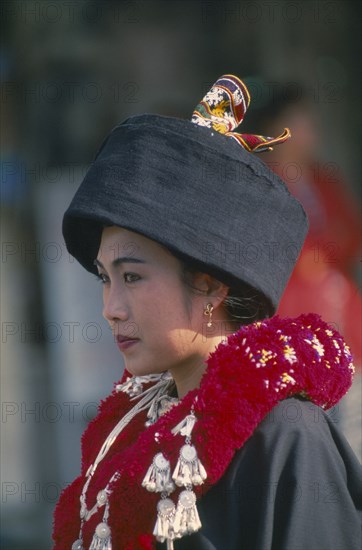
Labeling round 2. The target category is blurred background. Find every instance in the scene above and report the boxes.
[1,1,361,548]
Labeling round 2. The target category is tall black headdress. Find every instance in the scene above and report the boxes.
[63,75,308,312]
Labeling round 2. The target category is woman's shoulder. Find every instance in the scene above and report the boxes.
[188,397,362,550]
[253,396,341,444]
[237,397,361,478]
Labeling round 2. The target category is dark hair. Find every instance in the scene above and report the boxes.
[178,259,272,328]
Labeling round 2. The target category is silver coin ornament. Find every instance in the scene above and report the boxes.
[180,444,197,462]
[154,453,169,471]
[95,522,111,539]
[157,498,176,517]
[179,490,196,509]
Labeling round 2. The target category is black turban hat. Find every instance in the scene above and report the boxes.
[63,75,308,313]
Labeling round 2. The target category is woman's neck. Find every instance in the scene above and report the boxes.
[170,334,227,398]
[171,360,207,399]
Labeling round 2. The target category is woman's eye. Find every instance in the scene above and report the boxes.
[123,272,140,283]
[96,273,109,284]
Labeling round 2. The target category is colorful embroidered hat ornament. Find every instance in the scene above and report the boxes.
[191,74,291,152]
[62,74,308,312]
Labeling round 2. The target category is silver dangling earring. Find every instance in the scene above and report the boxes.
[204,303,214,328]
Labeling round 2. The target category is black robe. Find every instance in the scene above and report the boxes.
[157,398,361,550]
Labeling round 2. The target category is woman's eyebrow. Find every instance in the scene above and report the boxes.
[94,257,146,269]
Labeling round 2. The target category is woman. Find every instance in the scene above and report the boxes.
[53,75,361,550]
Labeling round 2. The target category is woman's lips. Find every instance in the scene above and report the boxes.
[116,335,139,351]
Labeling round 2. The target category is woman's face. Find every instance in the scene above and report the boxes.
[95,226,219,378]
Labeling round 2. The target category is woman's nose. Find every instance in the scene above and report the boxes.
[102,285,128,323]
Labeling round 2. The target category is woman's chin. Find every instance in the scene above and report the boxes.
[124,362,168,378]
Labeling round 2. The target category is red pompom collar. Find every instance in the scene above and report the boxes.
[53,314,354,549]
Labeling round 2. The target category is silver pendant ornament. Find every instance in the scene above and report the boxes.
[143,403,207,546]
[142,452,175,493]
[89,501,112,550]
[152,497,176,542]
[173,489,202,538]
[171,407,206,537]
[172,444,207,487]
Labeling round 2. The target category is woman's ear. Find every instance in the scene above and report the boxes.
[192,273,229,308]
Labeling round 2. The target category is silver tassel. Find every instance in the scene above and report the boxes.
[89,503,112,550]
[171,414,196,438]
[143,403,205,546]
[153,497,176,542]
[172,444,207,487]
[142,453,175,493]
[89,523,112,550]
[173,490,202,538]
